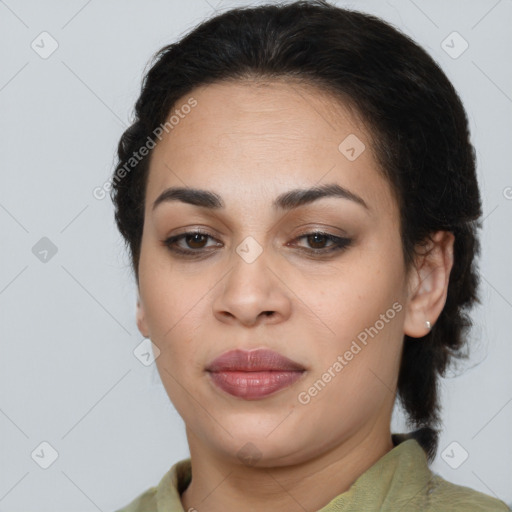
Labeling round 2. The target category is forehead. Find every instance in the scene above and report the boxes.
[151,78,363,162]
[145,79,397,218]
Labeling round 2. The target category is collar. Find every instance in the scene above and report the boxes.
[154,433,432,511]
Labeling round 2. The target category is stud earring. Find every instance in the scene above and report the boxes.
[425,320,431,330]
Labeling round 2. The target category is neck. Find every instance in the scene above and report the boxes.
[180,425,394,512]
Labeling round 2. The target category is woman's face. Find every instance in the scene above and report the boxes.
[137,79,412,466]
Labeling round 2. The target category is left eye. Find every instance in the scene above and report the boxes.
[163,230,351,257]
[291,232,352,253]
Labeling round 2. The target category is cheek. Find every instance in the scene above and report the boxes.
[138,251,209,357]
[298,242,405,340]
[299,238,406,396]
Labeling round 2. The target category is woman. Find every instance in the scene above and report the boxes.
[112,1,509,510]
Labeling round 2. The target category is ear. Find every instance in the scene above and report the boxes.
[136,296,150,338]
[403,230,455,338]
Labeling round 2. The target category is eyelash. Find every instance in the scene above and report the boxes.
[162,229,352,258]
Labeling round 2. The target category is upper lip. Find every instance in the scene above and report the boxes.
[206,349,305,372]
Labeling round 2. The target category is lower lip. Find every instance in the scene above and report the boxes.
[208,370,304,400]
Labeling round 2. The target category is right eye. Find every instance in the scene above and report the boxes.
[163,230,223,257]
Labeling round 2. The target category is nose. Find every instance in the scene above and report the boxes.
[212,249,292,327]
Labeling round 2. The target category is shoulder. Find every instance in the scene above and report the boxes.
[113,486,157,512]
[389,434,509,511]
[426,473,510,511]
[113,458,191,512]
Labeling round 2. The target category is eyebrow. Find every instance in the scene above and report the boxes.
[152,183,369,212]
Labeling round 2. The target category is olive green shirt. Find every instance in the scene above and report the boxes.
[115,434,509,511]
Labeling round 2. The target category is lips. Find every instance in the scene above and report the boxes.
[206,348,305,372]
[206,349,306,400]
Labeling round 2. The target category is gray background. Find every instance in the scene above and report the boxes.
[0,0,511,510]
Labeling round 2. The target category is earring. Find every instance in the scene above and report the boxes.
[425,320,431,330]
